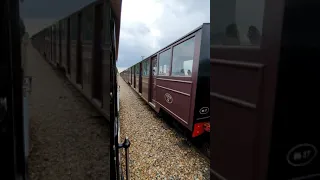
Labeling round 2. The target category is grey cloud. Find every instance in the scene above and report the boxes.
[117,30,155,68]
[122,23,151,38]
[117,0,209,69]
[20,0,209,70]
[134,23,151,35]
[117,42,147,68]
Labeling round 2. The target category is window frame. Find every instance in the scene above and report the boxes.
[81,6,94,42]
[170,36,196,77]
[157,47,172,77]
[210,0,265,47]
[155,32,197,81]
[70,14,78,41]
[135,63,140,75]
[142,59,150,77]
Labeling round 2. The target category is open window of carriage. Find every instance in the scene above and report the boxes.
[135,63,140,91]
[141,59,150,100]
[142,60,150,77]
[81,6,94,94]
[158,49,171,76]
[135,63,140,76]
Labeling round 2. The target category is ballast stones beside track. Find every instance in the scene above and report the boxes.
[118,77,210,180]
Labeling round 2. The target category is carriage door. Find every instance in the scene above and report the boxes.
[50,27,53,63]
[59,22,62,66]
[67,18,71,74]
[139,63,142,93]
[267,0,320,179]
[210,0,283,179]
[52,25,56,65]
[150,55,157,105]
[130,67,132,84]
[76,12,83,86]
[135,64,140,92]
[131,67,133,85]
[133,66,136,88]
[92,4,103,102]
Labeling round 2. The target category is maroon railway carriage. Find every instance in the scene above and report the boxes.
[121,23,210,138]
[210,0,320,179]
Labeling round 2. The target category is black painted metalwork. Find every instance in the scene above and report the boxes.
[1,0,28,179]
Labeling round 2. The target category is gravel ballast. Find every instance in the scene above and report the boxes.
[118,77,210,180]
[26,42,110,180]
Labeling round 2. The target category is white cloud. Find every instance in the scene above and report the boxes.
[117,0,210,69]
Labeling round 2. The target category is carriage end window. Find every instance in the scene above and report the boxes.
[211,0,265,46]
[158,49,171,76]
[142,60,150,76]
[171,37,195,77]
[70,15,78,41]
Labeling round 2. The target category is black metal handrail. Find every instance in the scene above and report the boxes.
[109,7,131,180]
[118,137,131,180]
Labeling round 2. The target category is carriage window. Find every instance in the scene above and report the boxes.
[57,24,59,41]
[59,22,63,42]
[171,37,195,77]
[60,21,64,43]
[82,7,94,41]
[70,15,78,40]
[211,0,265,46]
[142,60,150,76]
[136,64,140,74]
[56,23,59,42]
[54,25,57,40]
[158,49,171,76]
[64,20,68,41]
[52,26,55,40]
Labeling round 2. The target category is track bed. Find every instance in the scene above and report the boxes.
[118,76,209,180]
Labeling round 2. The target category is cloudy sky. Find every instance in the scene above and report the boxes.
[117,0,210,72]
[20,0,210,73]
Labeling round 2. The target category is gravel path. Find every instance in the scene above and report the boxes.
[26,42,110,180]
[118,77,210,180]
